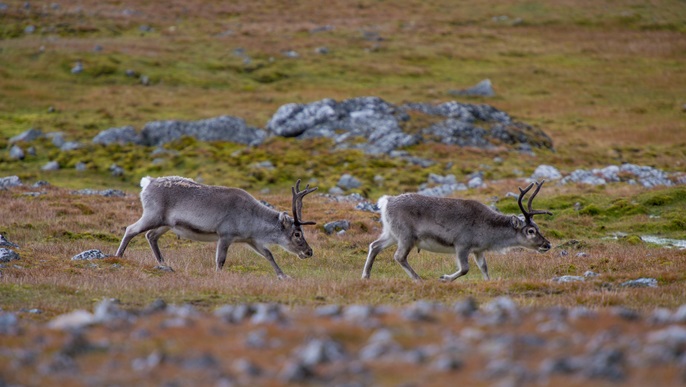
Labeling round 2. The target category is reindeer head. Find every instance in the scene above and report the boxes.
[281,179,318,259]
[512,180,552,252]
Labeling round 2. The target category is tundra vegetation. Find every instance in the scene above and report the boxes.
[1,0,686,385]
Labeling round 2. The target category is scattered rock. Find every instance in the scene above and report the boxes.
[297,337,347,366]
[0,176,22,189]
[323,220,351,235]
[71,249,109,261]
[532,165,562,181]
[9,145,25,160]
[72,189,126,197]
[0,312,19,335]
[0,248,20,262]
[41,161,60,171]
[47,310,95,330]
[620,278,658,288]
[93,126,144,146]
[278,360,314,383]
[71,61,84,74]
[337,174,362,190]
[141,115,266,147]
[9,128,43,144]
[552,275,585,283]
[449,79,495,97]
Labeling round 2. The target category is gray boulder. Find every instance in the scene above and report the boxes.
[41,161,60,171]
[71,249,109,260]
[141,115,266,147]
[267,97,418,154]
[449,79,495,97]
[323,220,351,235]
[9,128,43,144]
[0,176,22,189]
[405,101,553,150]
[621,278,658,288]
[423,119,490,148]
[0,248,20,262]
[9,145,24,160]
[93,126,144,146]
[532,165,562,181]
[337,174,362,190]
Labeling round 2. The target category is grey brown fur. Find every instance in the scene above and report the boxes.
[115,176,317,279]
[362,181,552,281]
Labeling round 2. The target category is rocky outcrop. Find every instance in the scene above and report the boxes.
[267,96,419,155]
[141,115,267,147]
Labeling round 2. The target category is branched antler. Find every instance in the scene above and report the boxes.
[292,179,318,226]
[518,180,553,222]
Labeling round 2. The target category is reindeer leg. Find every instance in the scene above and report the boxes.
[393,241,421,281]
[440,248,470,282]
[247,242,289,280]
[145,226,170,266]
[362,234,395,279]
[215,238,233,271]
[116,215,162,257]
[474,251,490,280]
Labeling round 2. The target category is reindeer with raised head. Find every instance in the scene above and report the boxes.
[115,176,318,279]
[362,181,552,281]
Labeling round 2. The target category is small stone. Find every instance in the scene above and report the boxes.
[278,361,313,383]
[0,176,22,189]
[315,304,342,318]
[71,249,108,261]
[71,61,84,74]
[552,275,585,283]
[10,128,43,144]
[41,161,60,171]
[9,145,25,160]
[323,220,350,235]
[620,278,658,288]
[532,164,562,181]
[453,297,478,317]
[232,358,262,377]
[337,174,362,190]
[48,310,95,330]
[584,270,599,277]
[0,248,17,262]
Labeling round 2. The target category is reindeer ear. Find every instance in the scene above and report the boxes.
[510,215,525,229]
[279,212,292,228]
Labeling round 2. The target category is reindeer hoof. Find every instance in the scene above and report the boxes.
[277,274,292,280]
[439,275,451,282]
[155,265,174,272]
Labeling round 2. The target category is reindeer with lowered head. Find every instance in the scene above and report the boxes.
[362,181,552,281]
[115,176,318,279]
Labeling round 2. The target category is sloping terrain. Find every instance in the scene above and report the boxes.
[1,0,686,385]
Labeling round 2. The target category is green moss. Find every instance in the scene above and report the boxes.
[59,231,120,243]
[579,204,602,216]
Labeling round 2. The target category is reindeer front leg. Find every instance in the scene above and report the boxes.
[247,241,289,280]
[440,247,470,282]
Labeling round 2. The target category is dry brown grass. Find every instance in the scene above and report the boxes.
[2,182,685,321]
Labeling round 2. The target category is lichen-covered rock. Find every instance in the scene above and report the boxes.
[267,96,418,154]
[0,248,20,262]
[448,79,496,97]
[71,249,108,261]
[142,115,266,146]
[0,176,22,189]
[9,128,43,144]
[93,126,144,145]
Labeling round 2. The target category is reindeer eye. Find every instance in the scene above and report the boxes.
[527,228,536,235]
[294,231,302,238]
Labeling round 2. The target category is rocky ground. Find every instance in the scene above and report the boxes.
[3,298,686,386]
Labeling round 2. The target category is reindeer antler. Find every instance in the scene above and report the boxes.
[292,179,318,226]
[517,180,553,222]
